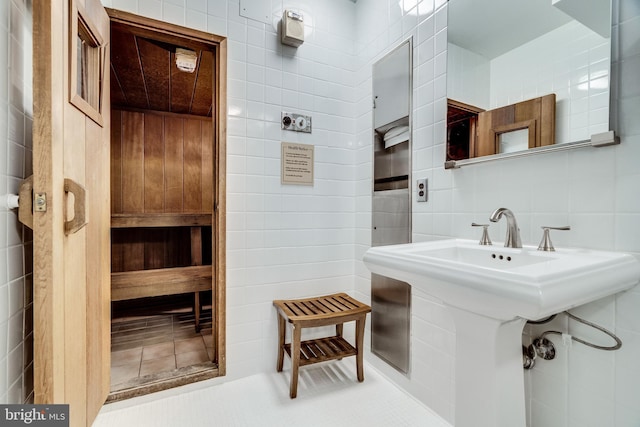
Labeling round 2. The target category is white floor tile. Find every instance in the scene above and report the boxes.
[95,360,451,427]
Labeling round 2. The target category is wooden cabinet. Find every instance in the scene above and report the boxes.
[110,109,214,330]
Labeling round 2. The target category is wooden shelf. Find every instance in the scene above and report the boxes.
[111,265,212,301]
[111,213,212,228]
[284,336,357,367]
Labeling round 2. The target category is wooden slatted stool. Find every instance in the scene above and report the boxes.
[273,293,371,398]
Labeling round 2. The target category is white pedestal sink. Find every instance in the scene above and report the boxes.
[363,239,640,427]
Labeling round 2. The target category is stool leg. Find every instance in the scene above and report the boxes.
[194,292,201,332]
[290,324,302,398]
[277,315,286,372]
[336,323,344,360]
[355,316,366,382]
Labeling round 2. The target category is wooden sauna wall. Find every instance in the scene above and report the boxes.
[110,109,214,273]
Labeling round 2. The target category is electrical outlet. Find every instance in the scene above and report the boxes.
[416,178,428,202]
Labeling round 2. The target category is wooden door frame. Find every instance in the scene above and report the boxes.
[105,9,227,399]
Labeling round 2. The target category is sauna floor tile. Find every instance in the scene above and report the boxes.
[140,355,177,377]
[110,307,213,393]
[142,342,175,361]
[111,363,140,387]
[111,348,143,367]
[174,336,205,354]
[176,349,210,368]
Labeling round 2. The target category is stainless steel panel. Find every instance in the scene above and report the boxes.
[372,189,411,247]
[371,189,411,374]
[372,40,411,129]
[371,274,411,373]
[371,39,412,375]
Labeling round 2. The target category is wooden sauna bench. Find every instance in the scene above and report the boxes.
[111,213,212,331]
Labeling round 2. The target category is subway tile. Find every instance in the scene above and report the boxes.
[186,0,206,13]
[615,214,640,251]
[138,0,162,20]
[186,9,207,31]
[162,0,186,26]
[206,0,227,18]
[207,15,226,35]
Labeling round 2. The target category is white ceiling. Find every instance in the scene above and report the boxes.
[351,0,609,59]
[447,0,574,59]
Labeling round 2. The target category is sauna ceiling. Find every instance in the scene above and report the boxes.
[110,22,214,117]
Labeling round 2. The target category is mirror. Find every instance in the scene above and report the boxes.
[446,0,612,163]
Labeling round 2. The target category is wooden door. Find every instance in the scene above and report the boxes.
[31,0,111,425]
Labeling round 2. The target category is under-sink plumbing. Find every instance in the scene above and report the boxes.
[522,311,623,369]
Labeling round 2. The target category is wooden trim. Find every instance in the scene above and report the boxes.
[491,119,536,151]
[447,98,485,114]
[539,94,556,147]
[107,364,219,403]
[214,37,227,376]
[111,213,212,228]
[106,8,226,47]
[69,0,105,126]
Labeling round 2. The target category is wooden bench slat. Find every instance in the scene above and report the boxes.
[335,294,359,309]
[111,265,212,301]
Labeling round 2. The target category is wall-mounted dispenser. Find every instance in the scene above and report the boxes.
[281,10,304,47]
[371,39,412,375]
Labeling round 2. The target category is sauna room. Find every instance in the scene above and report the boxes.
[106,11,224,398]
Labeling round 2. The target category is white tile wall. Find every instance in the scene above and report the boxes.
[101,0,360,380]
[446,43,490,109]
[2,0,638,425]
[0,0,32,405]
[490,21,611,145]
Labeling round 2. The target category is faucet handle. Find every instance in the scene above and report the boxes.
[472,223,492,246]
[537,226,570,252]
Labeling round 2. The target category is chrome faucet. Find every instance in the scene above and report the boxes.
[489,208,522,248]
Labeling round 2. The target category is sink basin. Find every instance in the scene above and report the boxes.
[363,239,640,321]
[364,239,640,427]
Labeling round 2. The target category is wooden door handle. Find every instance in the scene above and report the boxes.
[64,178,87,235]
[18,175,34,229]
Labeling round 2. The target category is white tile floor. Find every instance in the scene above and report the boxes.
[95,359,452,427]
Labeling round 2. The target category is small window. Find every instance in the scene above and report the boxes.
[70,1,105,126]
[76,27,100,109]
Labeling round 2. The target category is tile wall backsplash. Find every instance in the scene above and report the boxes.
[1,0,638,425]
[0,0,33,404]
